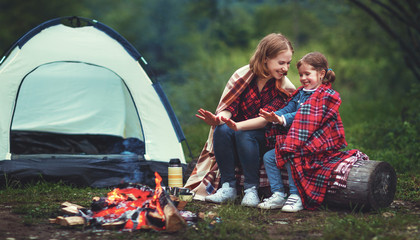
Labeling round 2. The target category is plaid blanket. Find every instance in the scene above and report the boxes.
[275,83,368,210]
[184,65,295,200]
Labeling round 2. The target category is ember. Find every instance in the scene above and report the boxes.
[52,172,186,232]
[88,172,165,231]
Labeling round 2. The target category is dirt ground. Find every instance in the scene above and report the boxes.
[0,199,419,240]
[1,162,419,239]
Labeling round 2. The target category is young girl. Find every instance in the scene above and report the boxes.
[184,33,296,206]
[223,51,368,211]
[258,51,368,211]
[256,52,331,211]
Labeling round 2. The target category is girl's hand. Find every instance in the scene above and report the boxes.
[259,109,283,124]
[196,108,221,126]
[220,116,238,131]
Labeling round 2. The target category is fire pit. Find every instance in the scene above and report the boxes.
[51,172,186,232]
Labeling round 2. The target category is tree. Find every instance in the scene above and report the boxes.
[348,0,420,81]
[0,0,87,54]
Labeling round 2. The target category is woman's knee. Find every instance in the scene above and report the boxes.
[235,129,264,145]
[213,124,232,140]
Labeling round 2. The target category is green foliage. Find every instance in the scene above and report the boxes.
[0,0,89,53]
[1,0,418,170]
[341,84,420,173]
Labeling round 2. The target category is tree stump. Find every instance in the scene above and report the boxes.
[325,160,397,211]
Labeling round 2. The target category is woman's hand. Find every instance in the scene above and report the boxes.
[220,116,238,131]
[196,108,221,126]
[259,109,284,125]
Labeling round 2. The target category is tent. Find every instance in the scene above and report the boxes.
[0,16,188,187]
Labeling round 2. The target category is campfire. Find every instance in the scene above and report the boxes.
[51,172,186,232]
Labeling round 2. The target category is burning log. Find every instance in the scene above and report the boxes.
[52,172,186,232]
[102,220,126,229]
[162,196,186,232]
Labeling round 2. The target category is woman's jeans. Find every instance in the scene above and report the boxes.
[263,148,298,195]
[213,124,265,190]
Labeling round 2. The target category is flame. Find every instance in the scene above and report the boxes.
[136,211,147,230]
[106,188,127,205]
[153,172,165,217]
[125,219,134,229]
[91,172,167,231]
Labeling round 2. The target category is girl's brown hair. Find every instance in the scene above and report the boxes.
[249,33,294,90]
[296,52,335,84]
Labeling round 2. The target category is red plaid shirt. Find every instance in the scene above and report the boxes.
[225,77,286,121]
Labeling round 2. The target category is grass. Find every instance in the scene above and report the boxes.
[322,211,420,240]
[0,173,419,240]
[395,173,420,202]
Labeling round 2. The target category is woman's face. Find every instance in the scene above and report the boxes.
[298,62,324,90]
[265,49,293,80]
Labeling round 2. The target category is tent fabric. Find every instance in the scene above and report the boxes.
[12,62,143,139]
[0,156,178,188]
[10,131,145,155]
[0,16,186,186]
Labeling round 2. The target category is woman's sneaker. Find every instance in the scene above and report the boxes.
[241,186,260,207]
[257,192,286,209]
[281,194,303,212]
[205,182,237,203]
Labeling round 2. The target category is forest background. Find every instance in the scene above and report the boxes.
[1,0,419,176]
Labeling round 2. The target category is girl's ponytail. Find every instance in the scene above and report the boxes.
[323,68,335,84]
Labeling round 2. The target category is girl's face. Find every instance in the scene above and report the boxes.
[265,49,293,80]
[298,62,324,90]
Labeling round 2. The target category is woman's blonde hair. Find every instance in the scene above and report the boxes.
[249,33,294,91]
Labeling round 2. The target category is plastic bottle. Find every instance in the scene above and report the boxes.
[168,158,183,187]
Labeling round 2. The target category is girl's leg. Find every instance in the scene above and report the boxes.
[263,149,285,193]
[285,161,299,195]
[257,149,287,209]
[213,124,237,187]
[282,161,303,212]
[234,129,265,190]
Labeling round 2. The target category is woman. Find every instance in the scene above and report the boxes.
[185,33,296,207]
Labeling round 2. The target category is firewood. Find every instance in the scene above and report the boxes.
[102,220,126,229]
[176,201,187,210]
[126,193,138,201]
[60,201,86,215]
[162,198,186,232]
[148,210,165,221]
[61,206,80,215]
[49,218,57,224]
[56,216,86,226]
[61,201,85,209]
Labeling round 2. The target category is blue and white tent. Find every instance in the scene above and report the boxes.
[0,17,187,187]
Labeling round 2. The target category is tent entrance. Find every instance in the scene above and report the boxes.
[10,61,145,156]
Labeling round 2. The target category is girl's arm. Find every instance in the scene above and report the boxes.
[274,94,299,117]
[282,112,297,127]
[220,116,268,131]
[259,109,285,125]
